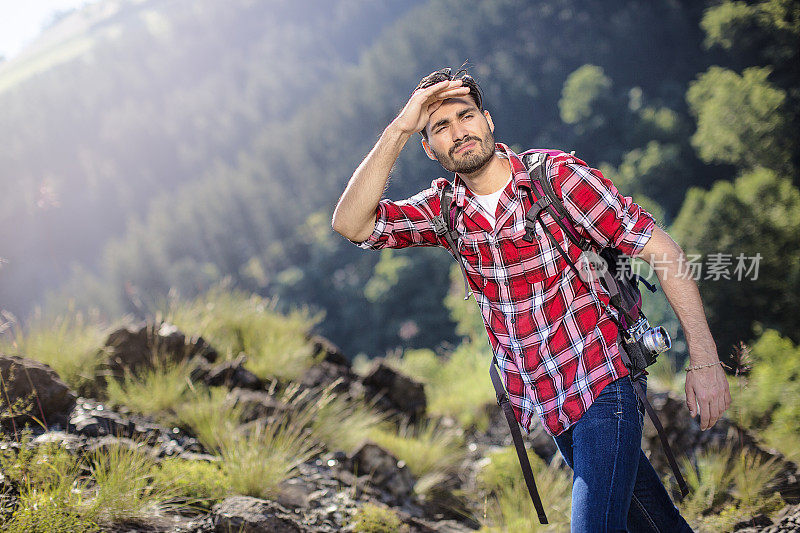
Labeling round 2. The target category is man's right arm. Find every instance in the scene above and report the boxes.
[331,79,469,242]
[330,123,412,242]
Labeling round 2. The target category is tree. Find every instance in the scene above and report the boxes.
[669,168,800,359]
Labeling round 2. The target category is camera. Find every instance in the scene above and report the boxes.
[622,316,671,372]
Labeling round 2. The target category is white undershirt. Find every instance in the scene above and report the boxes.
[473,172,512,228]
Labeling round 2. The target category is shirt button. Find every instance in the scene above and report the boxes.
[510,318,516,324]
[494,242,501,248]
[504,280,510,286]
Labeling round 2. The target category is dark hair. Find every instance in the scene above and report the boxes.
[414,66,484,138]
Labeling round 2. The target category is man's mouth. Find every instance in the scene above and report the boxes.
[454,140,476,155]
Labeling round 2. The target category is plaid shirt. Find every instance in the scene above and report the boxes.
[355,143,655,436]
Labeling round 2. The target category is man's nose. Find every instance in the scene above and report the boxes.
[451,122,469,142]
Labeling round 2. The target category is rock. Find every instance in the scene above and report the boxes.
[203,354,262,390]
[299,360,359,395]
[68,397,135,438]
[211,496,308,532]
[226,388,287,423]
[32,431,85,452]
[734,512,773,531]
[0,354,76,429]
[348,441,415,503]
[101,322,217,380]
[362,361,426,421]
[275,478,316,509]
[308,335,350,368]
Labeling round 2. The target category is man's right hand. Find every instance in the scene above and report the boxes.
[392,80,471,136]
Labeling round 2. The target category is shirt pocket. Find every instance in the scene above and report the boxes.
[455,233,486,288]
[512,215,570,284]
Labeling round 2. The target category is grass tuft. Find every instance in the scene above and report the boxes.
[160,285,322,382]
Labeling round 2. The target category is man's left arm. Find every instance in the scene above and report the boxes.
[635,226,732,431]
[553,154,732,430]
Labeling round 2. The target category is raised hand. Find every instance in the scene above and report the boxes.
[392,79,471,136]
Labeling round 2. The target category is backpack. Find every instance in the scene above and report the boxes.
[431,150,688,524]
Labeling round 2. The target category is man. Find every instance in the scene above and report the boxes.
[332,68,731,530]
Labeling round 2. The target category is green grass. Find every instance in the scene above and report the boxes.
[367,418,466,479]
[86,442,181,524]
[383,341,496,431]
[160,285,322,382]
[0,434,180,530]
[174,385,244,451]
[679,444,785,532]
[646,353,685,396]
[347,502,406,532]
[476,447,572,532]
[0,308,109,396]
[306,381,387,454]
[217,417,320,499]
[152,458,229,510]
[105,359,194,418]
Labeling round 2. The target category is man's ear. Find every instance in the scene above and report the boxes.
[421,138,438,161]
[484,110,495,133]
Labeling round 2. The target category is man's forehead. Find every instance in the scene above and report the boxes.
[427,97,480,126]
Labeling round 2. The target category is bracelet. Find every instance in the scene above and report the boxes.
[684,360,723,372]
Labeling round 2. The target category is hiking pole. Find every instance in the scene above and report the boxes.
[490,357,548,524]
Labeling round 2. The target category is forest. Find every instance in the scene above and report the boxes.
[0,0,798,530]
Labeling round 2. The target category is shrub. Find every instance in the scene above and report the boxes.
[348,502,406,533]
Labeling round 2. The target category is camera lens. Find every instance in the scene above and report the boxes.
[641,326,671,354]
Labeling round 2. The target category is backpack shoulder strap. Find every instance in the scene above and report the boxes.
[434,181,473,300]
[521,152,592,252]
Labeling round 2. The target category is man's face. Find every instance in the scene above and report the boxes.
[424,97,495,175]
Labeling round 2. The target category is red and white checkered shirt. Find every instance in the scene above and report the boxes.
[354,143,655,436]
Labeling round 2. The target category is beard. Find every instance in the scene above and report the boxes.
[431,130,496,175]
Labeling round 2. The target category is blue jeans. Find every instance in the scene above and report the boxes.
[552,375,693,532]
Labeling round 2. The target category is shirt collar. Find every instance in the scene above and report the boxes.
[450,142,532,209]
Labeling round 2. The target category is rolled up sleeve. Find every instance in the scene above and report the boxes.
[552,157,655,257]
[351,178,447,250]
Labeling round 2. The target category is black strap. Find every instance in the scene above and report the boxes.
[490,357,548,524]
[618,339,690,500]
[435,182,472,300]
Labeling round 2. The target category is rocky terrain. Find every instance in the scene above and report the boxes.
[1,322,798,532]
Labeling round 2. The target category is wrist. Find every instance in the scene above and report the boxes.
[386,119,416,141]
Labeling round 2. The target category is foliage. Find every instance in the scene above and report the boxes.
[161,285,322,381]
[174,385,244,452]
[680,443,785,531]
[476,446,572,532]
[730,330,800,462]
[307,386,387,454]
[670,170,800,358]
[347,502,406,533]
[385,338,496,431]
[216,416,320,500]
[86,442,180,523]
[367,418,465,479]
[0,308,108,396]
[105,359,193,417]
[0,435,181,530]
[687,66,790,173]
[152,458,229,510]
[558,65,612,126]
